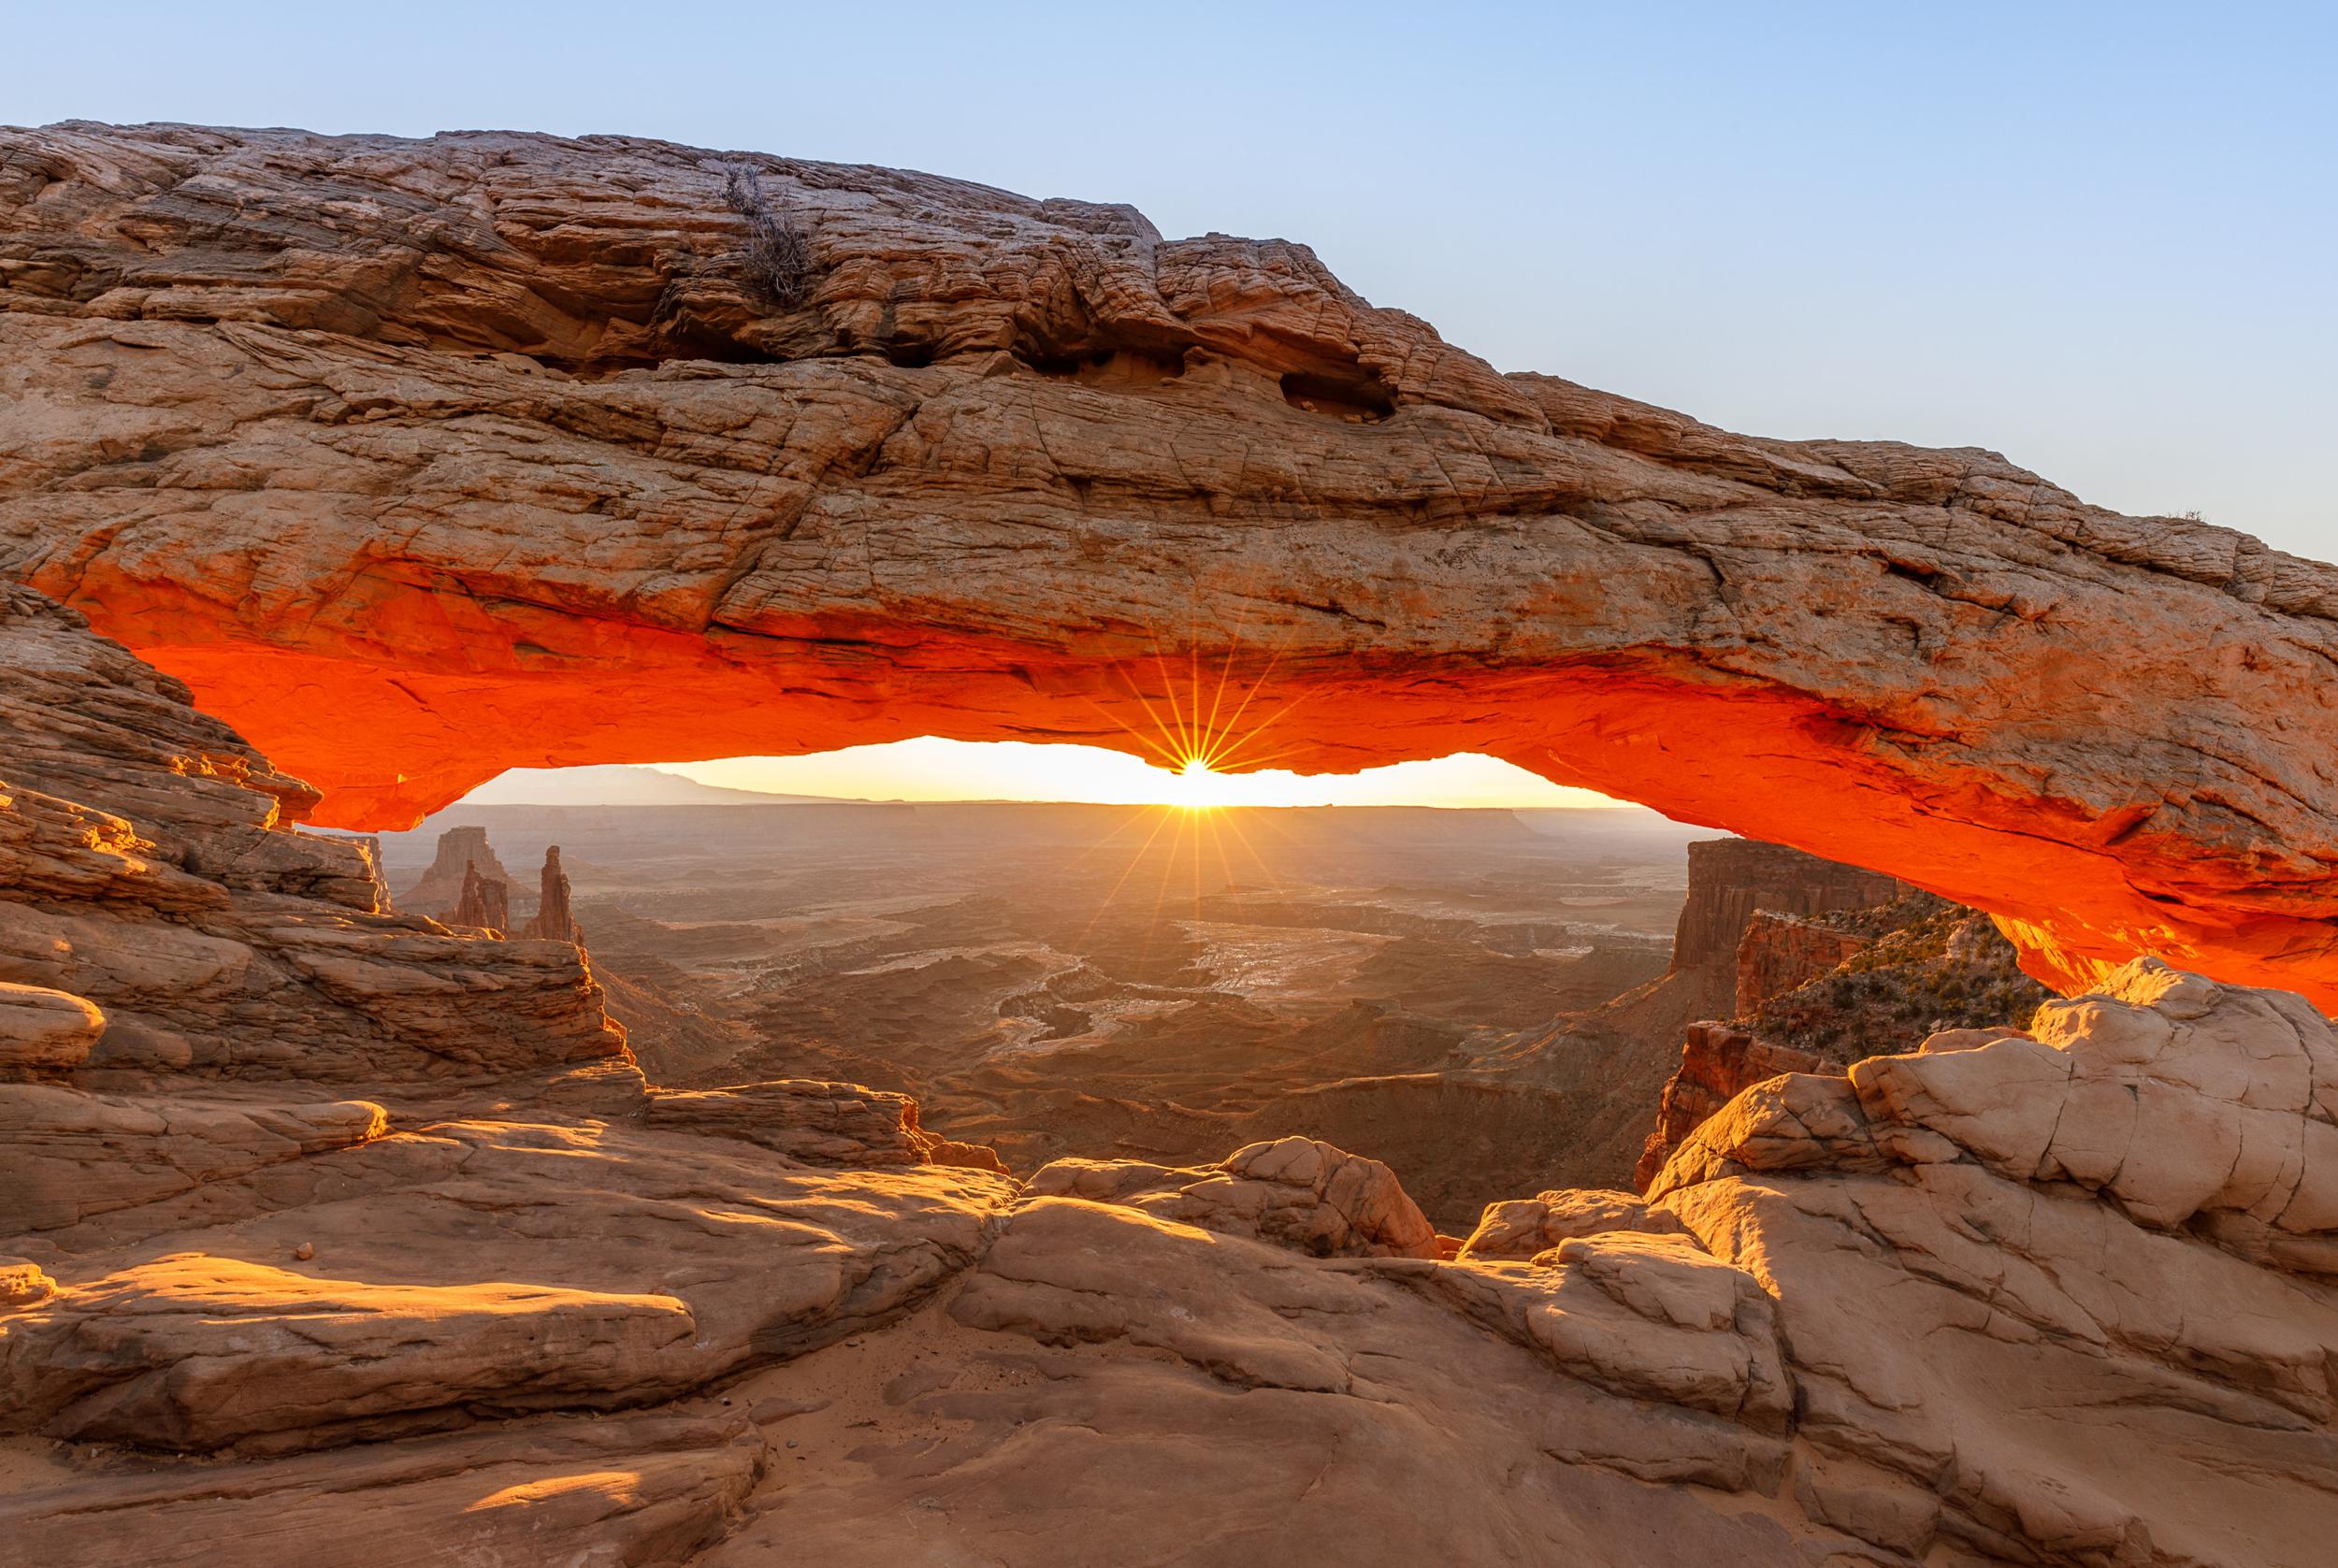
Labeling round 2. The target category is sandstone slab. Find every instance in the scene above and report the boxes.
[1025,1135,1438,1258]
[0,982,103,1069]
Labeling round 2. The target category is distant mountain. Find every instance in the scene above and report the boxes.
[458,765,853,807]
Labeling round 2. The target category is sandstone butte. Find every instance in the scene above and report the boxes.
[0,124,2333,1007]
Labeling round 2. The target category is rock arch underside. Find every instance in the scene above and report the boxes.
[7,123,2338,1567]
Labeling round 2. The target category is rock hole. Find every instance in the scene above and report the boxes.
[1279,369,1395,424]
[1013,349,1188,386]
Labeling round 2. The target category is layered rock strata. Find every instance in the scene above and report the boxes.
[1,124,2335,1002]
[1734,909,1872,1018]
[1638,888,2061,1184]
[1672,840,1903,1005]
[1631,1023,1826,1190]
[523,843,573,941]
[1,582,1012,1489]
[3,126,2337,1565]
[1022,1135,1441,1259]
[0,583,618,1083]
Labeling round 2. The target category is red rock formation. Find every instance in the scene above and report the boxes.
[1632,1022,1825,1190]
[2,124,2335,1005]
[1637,892,2059,1185]
[521,845,573,942]
[448,860,510,934]
[1734,911,1873,1018]
[0,583,620,1081]
[400,826,517,918]
[0,579,1016,1449]
[1667,841,1904,1015]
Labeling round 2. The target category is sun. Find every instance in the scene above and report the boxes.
[1164,756,1224,811]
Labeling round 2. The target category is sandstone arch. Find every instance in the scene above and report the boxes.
[1,124,2333,1005]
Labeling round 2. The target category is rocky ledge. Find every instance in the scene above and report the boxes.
[3,582,2337,1564]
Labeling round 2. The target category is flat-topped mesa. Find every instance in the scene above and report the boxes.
[2,124,2334,1002]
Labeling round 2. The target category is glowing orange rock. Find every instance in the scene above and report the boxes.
[1,123,2333,1006]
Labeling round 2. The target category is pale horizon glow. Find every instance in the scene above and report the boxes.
[660,740,1619,810]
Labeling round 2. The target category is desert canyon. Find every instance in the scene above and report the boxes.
[4,122,2338,1567]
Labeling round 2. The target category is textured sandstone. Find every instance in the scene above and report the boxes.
[522,844,574,942]
[0,583,624,1083]
[1636,888,2059,1186]
[3,1114,1014,1453]
[1024,1135,1440,1259]
[1848,962,2338,1253]
[0,1413,764,1568]
[646,1076,1003,1170]
[923,1197,1813,1558]
[1632,1023,1827,1190]
[0,981,104,1068]
[1671,840,1901,1004]
[1,125,2334,1001]
[1416,1231,1793,1430]
[1457,1187,1688,1260]
[1645,1070,1890,1192]
[0,582,1020,1484]
[0,1085,386,1231]
[7,124,2338,1567]
[1,1253,701,1448]
[0,1256,55,1308]
[1631,959,2338,1563]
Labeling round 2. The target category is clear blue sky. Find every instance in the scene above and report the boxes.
[11,1,2332,563]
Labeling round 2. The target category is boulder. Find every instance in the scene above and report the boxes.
[0,981,105,1069]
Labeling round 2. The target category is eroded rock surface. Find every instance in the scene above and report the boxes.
[1638,960,2338,1565]
[2,124,2335,1002]
[0,584,1014,1543]
[1672,840,1903,1016]
[522,843,574,942]
[1024,1135,1440,1259]
[0,583,619,1083]
[1636,886,2059,1186]
[446,856,509,932]
[1457,1187,1687,1260]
